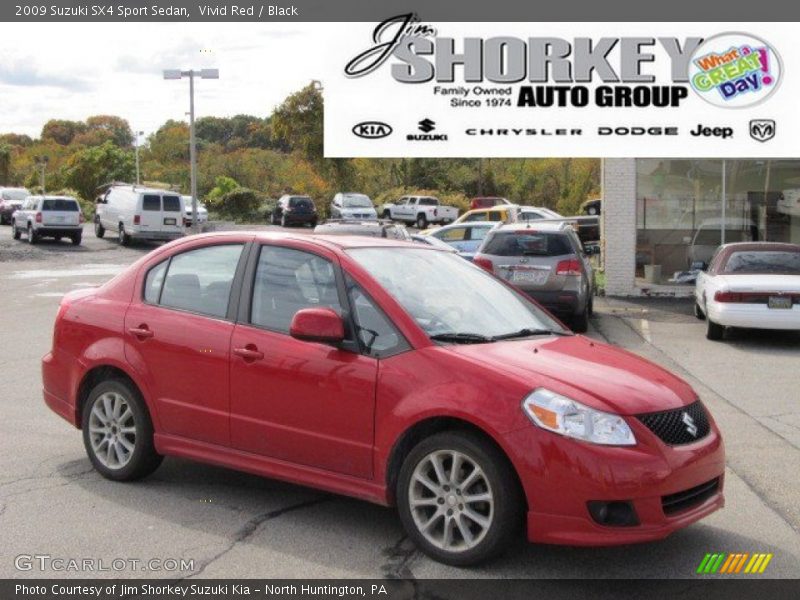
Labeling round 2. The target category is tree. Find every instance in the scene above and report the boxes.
[0,144,11,185]
[271,83,323,163]
[63,141,135,200]
[85,115,134,147]
[41,119,87,145]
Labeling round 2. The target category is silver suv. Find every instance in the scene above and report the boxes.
[12,195,83,245]
[472,222,595,332]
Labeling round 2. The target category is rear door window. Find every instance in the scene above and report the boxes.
[142,195,161,211]
[163,195,181,212]
[42,199,79,211]
[482,231,573,257]
[154,244,244,318]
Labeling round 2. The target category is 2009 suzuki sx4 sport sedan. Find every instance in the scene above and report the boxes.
[42,232,725,566]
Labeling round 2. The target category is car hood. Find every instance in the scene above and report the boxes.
[715,274,800,292]
[444,335,696,415]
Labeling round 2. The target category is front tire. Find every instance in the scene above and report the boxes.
[12,221,20,240]
[27,224,38,245]
[95,218,105,238]
[118,224,130,246]
[382,209,392,220]
[416,214,428,229]
[694,302,705,320]
[82,379,163,481]
[397,431,522,566]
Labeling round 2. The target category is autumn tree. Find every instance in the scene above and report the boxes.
[63,142,135,200]
[41,119,87,145]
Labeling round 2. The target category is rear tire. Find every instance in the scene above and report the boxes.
[118,224,130,246]
[572,304,589,333]
[95,219,105,239]
[397,431,522,566]
[706,318,724,341]
[27,224,38,245]
[12,221,20,240]
[694,302,705,320]
[82,379,163,481]
[382,209,392,220]
[71,233,82,246]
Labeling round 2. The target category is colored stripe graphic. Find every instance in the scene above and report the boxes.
[698,552,773,574]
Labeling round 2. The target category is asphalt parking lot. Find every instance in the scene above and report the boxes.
[1,224,799,580]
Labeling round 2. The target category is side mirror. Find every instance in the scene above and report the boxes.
[290,308,345,344]
[584,244,600,256]
[690,261,708,271]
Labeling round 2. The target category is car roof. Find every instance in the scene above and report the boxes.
[495,221,570,233]
[436,221,496,230]
[718,241,800,252]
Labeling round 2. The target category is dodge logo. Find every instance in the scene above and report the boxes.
[682,412,698,437]
[750,119,776,142]
[352,121,393,139]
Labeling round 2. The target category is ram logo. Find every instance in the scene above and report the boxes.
[749,119,776,142]
[352,121,393,139]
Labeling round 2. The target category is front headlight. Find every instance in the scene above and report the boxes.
[522,388,636,446]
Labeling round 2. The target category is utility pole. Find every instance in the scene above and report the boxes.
[134,130,144,185]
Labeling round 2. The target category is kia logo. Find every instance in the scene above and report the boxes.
[352,121,393,139]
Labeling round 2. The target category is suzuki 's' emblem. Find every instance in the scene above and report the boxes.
[683,412,698,437]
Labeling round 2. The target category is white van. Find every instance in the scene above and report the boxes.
[95,185,185,245]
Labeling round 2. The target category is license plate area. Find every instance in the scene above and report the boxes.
[768,296,792,309]
[163,218,177,226]
[509,267,549,285]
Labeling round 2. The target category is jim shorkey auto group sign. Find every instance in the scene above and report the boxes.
[323,17,793,157]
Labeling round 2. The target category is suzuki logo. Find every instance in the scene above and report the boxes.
[749,119,776,142]
[418,118,436,133]
[682,412,698,437]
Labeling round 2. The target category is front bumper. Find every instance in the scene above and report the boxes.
[504,414,725,545]
[708,302,800,331]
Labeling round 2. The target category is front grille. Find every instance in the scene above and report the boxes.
[637,401,710,445]
[662,478,720,515]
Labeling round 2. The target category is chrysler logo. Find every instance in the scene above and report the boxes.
[682,412,698,437]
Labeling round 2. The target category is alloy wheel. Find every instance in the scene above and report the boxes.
[88,392,136,469]
[408,450,494,553]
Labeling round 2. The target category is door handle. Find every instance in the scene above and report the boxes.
[233,345,264,361]
[128,325,154,339]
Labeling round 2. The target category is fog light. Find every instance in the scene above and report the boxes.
[587,500,639,527]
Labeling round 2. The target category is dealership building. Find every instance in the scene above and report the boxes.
[601,158,800,296]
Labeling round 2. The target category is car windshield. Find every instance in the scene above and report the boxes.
[289,197,313,208]
[42,199,79,211]
[723,250,800,275]
[481,231,573,257]
[347,248,566,341]
[3,190,28,201]
[342,195,373,208]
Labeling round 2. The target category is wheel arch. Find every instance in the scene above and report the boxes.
[384,415,526,510]
[74,363,156,430]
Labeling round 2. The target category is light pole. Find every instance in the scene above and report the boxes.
[34,156,49,193]
[134,130,144,185]
[163,68,219,234]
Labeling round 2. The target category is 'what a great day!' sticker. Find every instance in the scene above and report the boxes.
[689,32,782,108]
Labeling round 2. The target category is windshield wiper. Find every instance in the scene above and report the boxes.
[429,332,493,344]
[491,328,572,341]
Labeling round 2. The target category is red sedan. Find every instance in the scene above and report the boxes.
[42,232,725,565]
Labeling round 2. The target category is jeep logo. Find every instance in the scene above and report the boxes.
[352,121,393,139]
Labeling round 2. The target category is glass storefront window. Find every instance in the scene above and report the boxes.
[635,159,800,285]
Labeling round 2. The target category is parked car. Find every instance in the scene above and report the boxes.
[42,231,725,566]
[469,196,511,210]
[518,207,563,221]
[424,222,498,261]
[180,196,209,228]
[693,242,800,340]
[0,187,30,224]
[686,218,757,268]
[313,219,410,240]
[778,189,800,217]
[379,195,459,228]
[409,233,459,253]
[330,193,378,220]
[519,208,601,244]
[472,222,596,332]
[11,195,83,245]
[581,198,602,216]
[95,184,185,246]
[270,195,318,228]
[427,205,519,233]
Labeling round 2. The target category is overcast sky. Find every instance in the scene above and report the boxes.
[0,23,328,139]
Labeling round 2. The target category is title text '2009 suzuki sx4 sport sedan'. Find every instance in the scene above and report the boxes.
[42,232,725,566]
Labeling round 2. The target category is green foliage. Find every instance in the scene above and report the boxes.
[206,176,240,203]
[63,141,135,201]
[271,83,323,163]
[213,187,261,220]
[0,144,11,185]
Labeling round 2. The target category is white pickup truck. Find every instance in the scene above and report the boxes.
[379,195,459,229]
